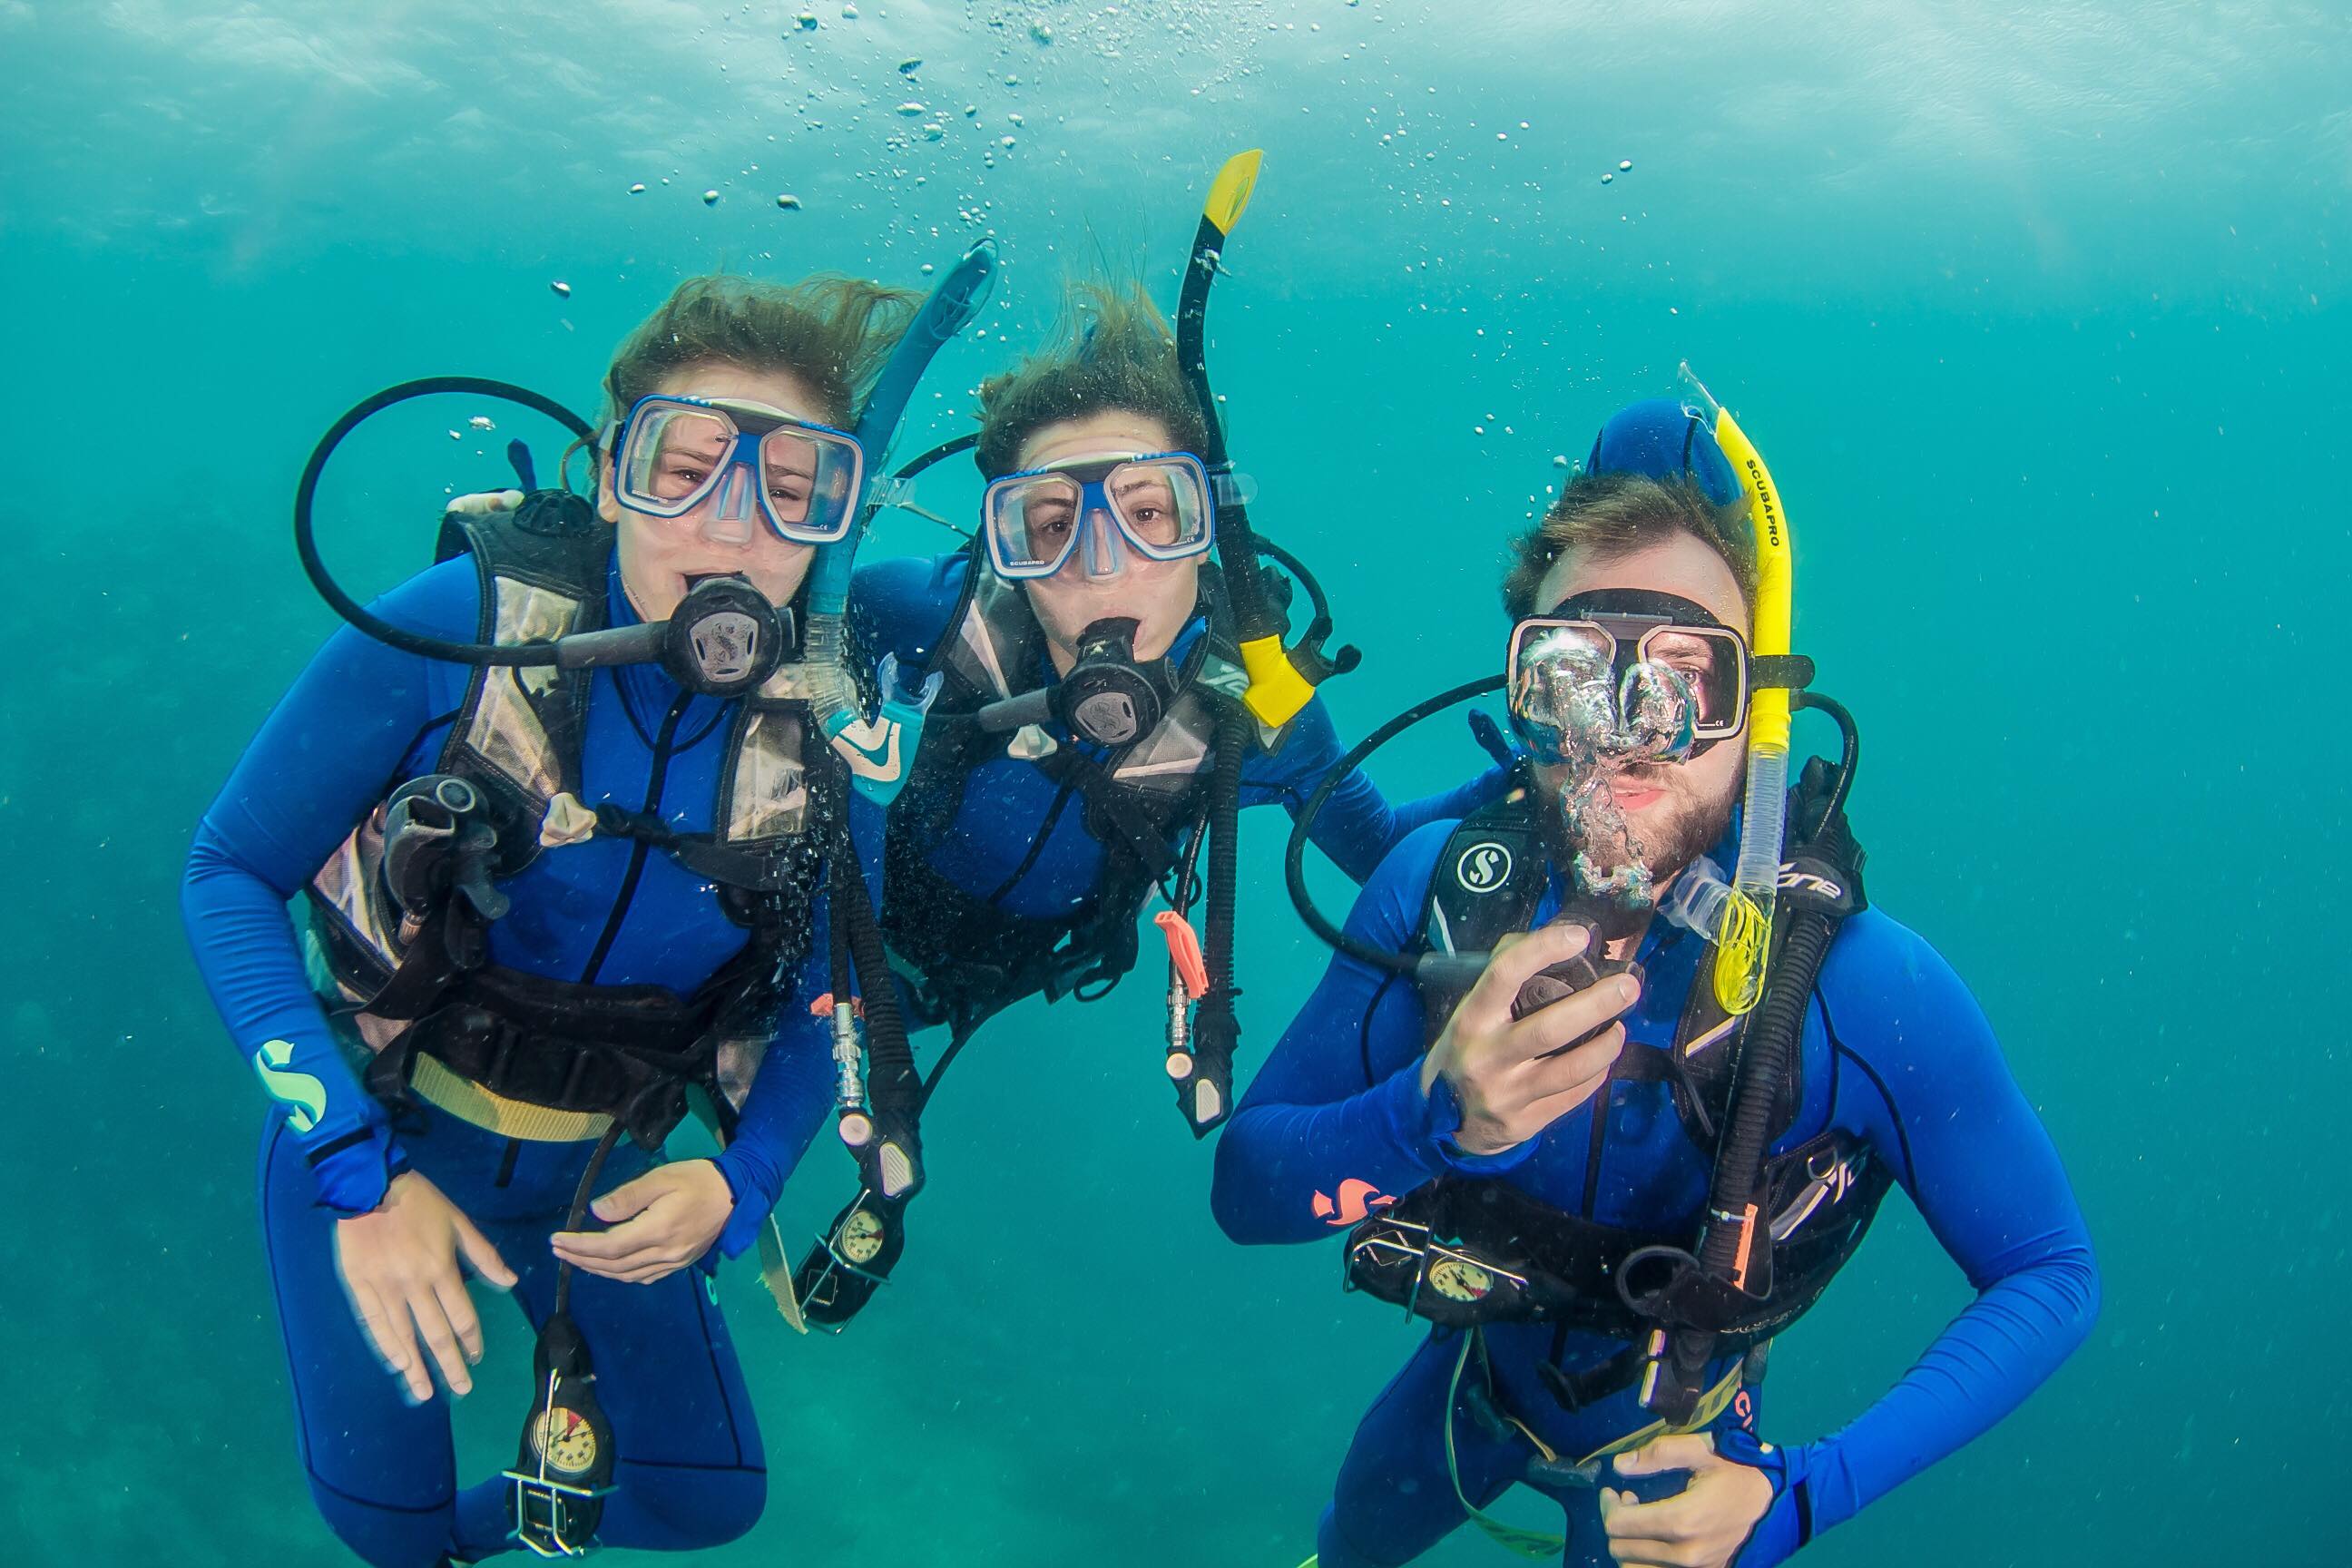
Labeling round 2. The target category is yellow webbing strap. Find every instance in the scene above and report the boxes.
[407,1053,612,1143]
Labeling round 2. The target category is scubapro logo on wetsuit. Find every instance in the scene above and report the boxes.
[1455,841,1513,894]
[251,1038,328,1134]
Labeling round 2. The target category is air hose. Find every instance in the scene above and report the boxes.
[1695,692,1857,1280]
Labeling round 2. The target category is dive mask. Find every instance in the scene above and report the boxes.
[981,451,1215,580]
[1507,590,1751,766]
[608,393,866,545]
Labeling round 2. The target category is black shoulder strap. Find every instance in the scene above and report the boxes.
[1416,779,1545,1032]
[435,488,611,593]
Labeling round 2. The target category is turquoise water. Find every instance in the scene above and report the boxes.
[2,1,2345,1562]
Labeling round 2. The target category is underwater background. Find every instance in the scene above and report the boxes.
[2,1,2345,1562]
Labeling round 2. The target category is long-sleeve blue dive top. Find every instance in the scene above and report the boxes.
[850,551,1501,929]
[183,553,867,1256]
[1212,816,2100,1562]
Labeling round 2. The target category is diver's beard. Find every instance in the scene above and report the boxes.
[1540,766,1735,916]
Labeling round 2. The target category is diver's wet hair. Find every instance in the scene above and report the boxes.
[1502,473,1759,621]
[602,274,922,431]
[974,281,1211,478]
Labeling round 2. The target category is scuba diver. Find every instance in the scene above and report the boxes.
[181,248,992,1566]
[791,152,1505,1325]
[1210,386,2100,1568]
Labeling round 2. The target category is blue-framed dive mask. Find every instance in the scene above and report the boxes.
[979,451,1216,581]
[607,393,866,546]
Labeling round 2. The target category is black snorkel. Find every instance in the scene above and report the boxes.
[1175,150,1361,728]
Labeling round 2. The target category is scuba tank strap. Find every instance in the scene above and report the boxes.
[1029,745,1181,883]
[1170,697,1251,1134]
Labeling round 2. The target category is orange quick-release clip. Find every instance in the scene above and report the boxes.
[808,991,866,1019]
[1729,1201,1761,1291]
[1154,911,1210,1000]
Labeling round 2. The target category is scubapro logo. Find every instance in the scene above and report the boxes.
[251,1038,328,1134]
[1455,841,1514,893]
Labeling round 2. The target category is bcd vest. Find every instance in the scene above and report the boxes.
[1345,777,1891,1403]
[304,492,828,1146]
[880,560,1250,1040]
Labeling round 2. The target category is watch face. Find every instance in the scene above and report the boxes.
[533,1406,599,1475]
[839,1207,887,1265]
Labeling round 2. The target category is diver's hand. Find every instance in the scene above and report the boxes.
[551,1159,733,1285]
[1600,1434,1775,1568]
[446,488,523,514]
[1419,922,1633,1157]
[334,1171,518,1403]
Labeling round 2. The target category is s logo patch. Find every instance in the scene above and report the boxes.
[251,1038,328,1135]
[1455,841,1514,894]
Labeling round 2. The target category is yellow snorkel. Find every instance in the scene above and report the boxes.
[1677,365,1793,1015]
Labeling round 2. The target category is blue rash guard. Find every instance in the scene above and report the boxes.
[850,550,1502,941]
[182,552,868,1564]
[1211,817,2100,1568]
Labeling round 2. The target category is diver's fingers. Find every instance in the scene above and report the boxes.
[1503,968,1640,1063]
[348,1278,423,1393]
[1596,1490,1691,1567]
[1614,1433,1718,1477]
[600,1257,688,1286]
[1514,1024,1626,1110]
[1458,923,1593,1034]
[550,1221,650,1263]
[450,1208,518,1290]
[430,1269,486,1369]
[1597,1488,1698,1546]
[446,489,524,515]
[405,1282,475,1398]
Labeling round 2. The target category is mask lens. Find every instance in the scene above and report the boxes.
[1639,626,1744,736]
[756,427,860,542]
[757,430,820,528]
[622,407,736,514]
[1509,622,1613,725]
[987,473,1083,577]
[1507,622,1617,763]
[1108,459,1211,558]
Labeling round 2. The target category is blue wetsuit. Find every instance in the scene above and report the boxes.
[183,553,865,1566]
[851,551,1500,966]
[1211,817,2100,1568]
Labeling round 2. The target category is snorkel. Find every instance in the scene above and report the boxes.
[799,238,998,803]
[1678,365,1792,1015]
[1176,150,1361,726]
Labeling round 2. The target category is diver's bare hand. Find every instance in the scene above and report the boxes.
[1420,922,1634,1157]
[1600,1433,1774,1568]
[551,1159,734,1285]
[446,489,523,514]
[335,1171,518,1403]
